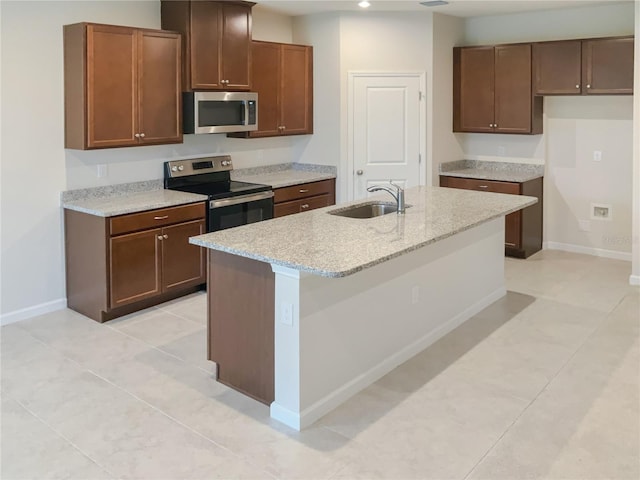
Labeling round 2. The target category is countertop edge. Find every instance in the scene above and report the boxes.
[189,196,537,278]
[62,196,208,218]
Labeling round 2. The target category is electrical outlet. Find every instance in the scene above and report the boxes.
[96,164,108,178]
[593,150,602,162]
[411,285,419,305]
[280,303,294,326]
[591,203,612,220]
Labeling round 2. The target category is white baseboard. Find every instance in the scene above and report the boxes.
[291,287,506,430]
[0,298,66,326]
[544,241,632,262]
[630,275,640,286]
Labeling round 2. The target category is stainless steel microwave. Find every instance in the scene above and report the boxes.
[183,91,258,134]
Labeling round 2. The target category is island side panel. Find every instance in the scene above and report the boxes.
[270,218,506,430]
[207,250,275,405]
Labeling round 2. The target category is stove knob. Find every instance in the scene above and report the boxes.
[171,166,178,172]
[221,161,228,166]
[178,165,184,171]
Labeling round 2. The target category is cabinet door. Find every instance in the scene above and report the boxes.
[109,229,161,308]
[583,37,634,94]
[189,0,222,89]
[250,41,281,137]
[456,47,495,132]
[86,24,138,148]
[161,220,206,292]
[533,40,582,95]
[220,2,252,90]
[138,30,182,145]
[505,212,522,249]
[280,44,313,135]
[494,44,532,134]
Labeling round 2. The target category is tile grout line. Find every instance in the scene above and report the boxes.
[461,293,618,480]
[9,396,120,480]
[85,369,278,480]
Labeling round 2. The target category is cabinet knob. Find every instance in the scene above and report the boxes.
[576,84,580,88]
[140,133,145,138]
[489,124,494,128]
[494,124,498,128]
[134,133,140,138]
[300,204,310,209]
[163,234,168,239]
[157,235,163,240]
[587,84,591,88]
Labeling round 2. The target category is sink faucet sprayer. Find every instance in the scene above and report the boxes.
[366,181,405,214]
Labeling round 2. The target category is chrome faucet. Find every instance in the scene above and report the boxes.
[367,181,406,214]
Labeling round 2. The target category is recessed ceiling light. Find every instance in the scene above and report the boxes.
[420,0,449,6]
[358,1,371,8]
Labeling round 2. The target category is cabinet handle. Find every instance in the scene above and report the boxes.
[478,185,489,189]
[163,234,168,239]
[505,242,517,247]
[301,204,310,209]
[157,235,163,240]
[134,133,140,138]
[140,133,145,138]
[299,189,309,193]
[154,216,169,220]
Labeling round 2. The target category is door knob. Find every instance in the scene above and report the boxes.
[356,170,364,175]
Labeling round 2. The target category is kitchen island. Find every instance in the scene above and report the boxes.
[190,186,536,430]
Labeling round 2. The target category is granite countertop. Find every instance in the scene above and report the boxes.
[190,186,536,278]
[439,160,544,183]
[232,163,336,189]
[62,181,207,217]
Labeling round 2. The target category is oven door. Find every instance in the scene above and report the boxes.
[208,191,274,232]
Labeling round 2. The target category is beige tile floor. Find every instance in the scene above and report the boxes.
[1,250,638,480]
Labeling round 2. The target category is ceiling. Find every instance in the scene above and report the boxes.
[254,0,629,18]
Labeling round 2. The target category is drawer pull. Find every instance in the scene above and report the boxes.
[301,204,310,209]
[163,234,169,239]
[478,185,489,189]
[154,215,169,220]
[157,235,163,241]
[299,189,310,193]
[505,242,517,247]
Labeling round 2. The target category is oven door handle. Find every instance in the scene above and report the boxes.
[209,191,274,209]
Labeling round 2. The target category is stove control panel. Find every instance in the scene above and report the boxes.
[165,156,233,178]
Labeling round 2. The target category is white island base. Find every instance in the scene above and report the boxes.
[270,217,506,430]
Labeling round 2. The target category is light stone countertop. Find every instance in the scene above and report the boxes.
[232,169,336,189]
[62,189,208,217]
[439,160,544,183]
[190,186,537,278]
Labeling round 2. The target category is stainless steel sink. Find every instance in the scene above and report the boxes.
[328,202,400,219]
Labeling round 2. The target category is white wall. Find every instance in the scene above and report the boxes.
[0,1,298,321]
[293,11,433,201]
[632,2,640,284]
[460,2,635,259]
[429,13,465,185]
[252,5,293,43]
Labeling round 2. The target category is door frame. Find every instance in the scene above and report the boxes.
[347,71,427,202]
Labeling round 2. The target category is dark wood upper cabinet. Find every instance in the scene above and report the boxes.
[533,36,633,95]
[583,36,634,94]
[454,44,542,134]
[533,40,582,95]
[64,23,181,150]
[230,40,313,138]
[161,0,254,91]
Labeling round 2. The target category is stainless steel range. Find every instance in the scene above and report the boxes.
[164,156,273,232]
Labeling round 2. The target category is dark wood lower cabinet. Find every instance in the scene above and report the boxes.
[273,179,336,218]
[65,203,206,322]
[208,250,275,405]
[440,176,543,258]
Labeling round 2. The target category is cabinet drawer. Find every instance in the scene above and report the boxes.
[274,194,332,218]
[274,179,334,204]
[110,202,206,236]
[440,176,521,195]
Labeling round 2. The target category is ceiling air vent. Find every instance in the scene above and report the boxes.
[420,1,449,6]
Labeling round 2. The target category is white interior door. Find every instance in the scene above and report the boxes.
[349,73,425,200]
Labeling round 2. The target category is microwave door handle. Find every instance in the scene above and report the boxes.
[209,191,274,209]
